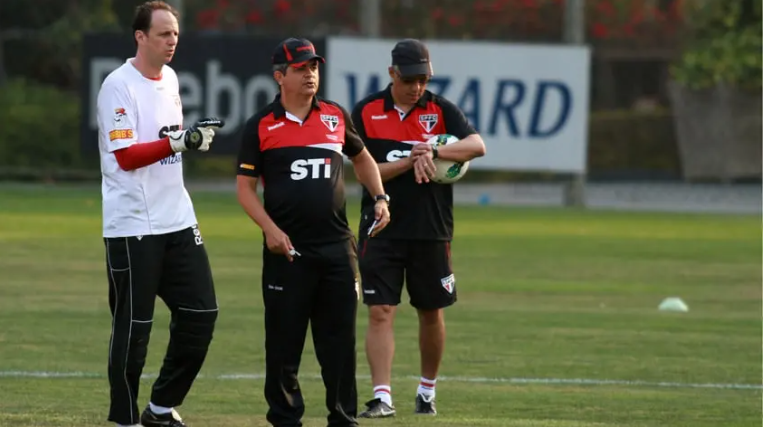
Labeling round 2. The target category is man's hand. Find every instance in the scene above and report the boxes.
[369,200,391,237]
[264,225,298,262]
[411,143,437,184]
[410,142,433,159]
[413,154,437,184]
[168,118,226,153]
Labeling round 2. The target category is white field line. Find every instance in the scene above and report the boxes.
[0,371,760,391]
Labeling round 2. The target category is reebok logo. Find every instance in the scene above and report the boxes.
[192,225,204,246]
[268,122,285,131]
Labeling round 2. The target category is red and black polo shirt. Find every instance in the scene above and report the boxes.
[351,85,477,241]
[237,94,365,245]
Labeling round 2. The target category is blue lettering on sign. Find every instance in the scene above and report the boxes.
[343,74,573,139]
[529,81,571,138]
[345,74,381,107]
[160,154,182,165]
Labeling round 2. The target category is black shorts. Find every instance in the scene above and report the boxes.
[357,238,456,310]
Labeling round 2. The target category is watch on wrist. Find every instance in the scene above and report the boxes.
[432,145,439,159]
[374,194,390,204]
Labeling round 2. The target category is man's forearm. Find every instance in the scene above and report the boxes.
[352,150,386,196]
[113,138,173,171]
[437,134,486,162]
[377,159,412,182]
[236,178,278,233]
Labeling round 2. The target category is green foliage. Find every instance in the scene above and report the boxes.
[0,79,87,174]
[0,0,120,90]
[671,0,762,90]
[588,109,680,175]
[183,154,238,178]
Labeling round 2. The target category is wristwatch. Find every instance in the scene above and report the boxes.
[374,194,391,204]
[432,145,439,159]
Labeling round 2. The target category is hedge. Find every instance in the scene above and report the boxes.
[0,79,679,181]
[0,79,97,181]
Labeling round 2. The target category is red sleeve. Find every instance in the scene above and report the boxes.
[114,138,174,171]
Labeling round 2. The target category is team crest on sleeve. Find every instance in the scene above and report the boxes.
[419,114,439,132]
[320,114,339,132]
[113,108,127,127]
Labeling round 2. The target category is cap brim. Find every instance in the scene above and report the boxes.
[290,54,326,67]
[397,63,432,77]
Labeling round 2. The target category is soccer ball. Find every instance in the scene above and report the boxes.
[425,134,470,184]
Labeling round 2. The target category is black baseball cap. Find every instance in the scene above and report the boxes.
[391,39,433,77]
[272,38,325,67]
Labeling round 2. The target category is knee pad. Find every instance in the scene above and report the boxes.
[131,321,153,364]
[172,309,218,352]
[110,320,152,373]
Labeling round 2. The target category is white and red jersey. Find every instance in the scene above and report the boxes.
[97,58,196,238]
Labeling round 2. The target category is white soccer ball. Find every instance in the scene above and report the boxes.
[425,134,469,184]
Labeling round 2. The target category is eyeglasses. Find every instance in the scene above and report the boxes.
[398,74,430,85]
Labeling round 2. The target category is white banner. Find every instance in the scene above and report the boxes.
[326,37,591,173]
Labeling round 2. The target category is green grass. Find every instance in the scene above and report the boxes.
[0,185,760,427]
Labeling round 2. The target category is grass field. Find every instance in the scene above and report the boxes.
[0,185,760,427]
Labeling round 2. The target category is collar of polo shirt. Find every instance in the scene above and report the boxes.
[272,93,322,120]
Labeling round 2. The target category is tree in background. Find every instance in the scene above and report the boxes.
[0,0,118,90]
[671,0,761,90]
[0,0,118,179]
[668,0,761,182]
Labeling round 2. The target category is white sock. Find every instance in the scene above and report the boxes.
[373,385,393,406]
[417,377,436,400]
[149,402,172,415]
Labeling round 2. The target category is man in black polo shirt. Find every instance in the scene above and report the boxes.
[351,39,486,418]
[236,38,391,427]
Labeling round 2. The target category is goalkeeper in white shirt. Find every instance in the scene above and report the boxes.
[96,2,223,426]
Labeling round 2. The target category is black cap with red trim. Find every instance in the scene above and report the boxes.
[272,38,325,67]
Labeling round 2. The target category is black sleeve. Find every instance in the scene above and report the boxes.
[236,116,261,177]
[351,104,367,141]
[340,104,365,158]
[439,97,478,139]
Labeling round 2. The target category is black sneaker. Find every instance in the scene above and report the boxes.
[140,406,187,427]
[414,394,437,415]
[358,398,396,418]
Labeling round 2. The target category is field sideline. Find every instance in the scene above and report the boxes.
[0,185,760,427]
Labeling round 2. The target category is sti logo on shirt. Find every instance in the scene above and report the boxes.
[386,149,411,162]
[158,124,181,138]
[291,158,332,180]
[157,125,182,166]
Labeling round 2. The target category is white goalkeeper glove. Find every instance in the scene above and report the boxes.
[167,118,225,153]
